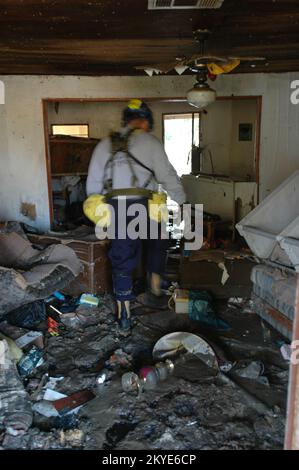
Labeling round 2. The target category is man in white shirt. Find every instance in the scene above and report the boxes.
[86,99,186,330]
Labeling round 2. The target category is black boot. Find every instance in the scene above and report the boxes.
[118,302,132,331]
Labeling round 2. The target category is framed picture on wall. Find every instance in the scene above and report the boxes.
[239,123,253,141]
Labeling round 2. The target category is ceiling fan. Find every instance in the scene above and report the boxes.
[136,29,266,109]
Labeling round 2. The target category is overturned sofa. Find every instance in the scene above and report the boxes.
[0,223,81,320]
[237,171,299,339]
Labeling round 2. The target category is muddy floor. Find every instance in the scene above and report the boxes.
[1,296,288,450]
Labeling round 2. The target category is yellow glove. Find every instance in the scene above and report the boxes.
[148,192,168,223]
[83,194,111,227]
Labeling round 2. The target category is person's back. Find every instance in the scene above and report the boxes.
[85,99,186,331]
[86,127,185,204]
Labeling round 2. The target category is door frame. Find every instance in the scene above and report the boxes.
[42,95,262,227]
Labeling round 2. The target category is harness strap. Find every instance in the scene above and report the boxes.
[103,130,157,193]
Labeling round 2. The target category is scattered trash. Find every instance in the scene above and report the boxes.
[189,291,230,330]
[45,292,80,314]
[95,371,108,393]
[121,372,141,394]
[153,331,219,372]
[233,360,270,386]
[186,420,198,427]
[0,259,287,451]
[18,346,44,378]
[0,226,81,319]
[44,376,64,391]
[220,362,234,373]
[174,290,230,330]
[218,262,230,285]
[228,297,254,314]
[59,429,84,448]
[60,311,87,329]
[0,340,33,436]
[261,320,272,342]
[106,348,133,370]
[43,388,67,401]
[0,333,23,362]
[280,343,292,362]
[79,294,100,308]
[155,429,175,445]
[54,413,79,431]
[49,304,63,317]
[94,369,116,395]
[257,376,270,387]
[15,331,44,350]
[242,300,255,314]
[6,301,47,329]
[29,373,49,402]
[0,321,43,350]
[228,297,245,308]
[121,359,174,393]
[139,360,174,389]
[49,389,95,416]
[33,389,95,418]
[47,316,60,336]
[174,289,189,314]
[235,361,264,379]
[53,291,66,302]
[32,400,60,418]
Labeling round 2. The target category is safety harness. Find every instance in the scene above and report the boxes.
[83,130,168,226]
[103,130,156,199]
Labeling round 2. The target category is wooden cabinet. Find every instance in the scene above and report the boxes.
[49,136,98,175]
[28,232,112,295]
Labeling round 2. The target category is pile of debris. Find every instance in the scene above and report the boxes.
[0,291,288,450]
[0,223,289,450]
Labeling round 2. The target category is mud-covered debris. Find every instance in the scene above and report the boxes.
[59,429,85,448]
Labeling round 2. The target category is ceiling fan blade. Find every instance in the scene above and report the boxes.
[187,55,229,63]
[135,60,183,74]
[207,59,240,75]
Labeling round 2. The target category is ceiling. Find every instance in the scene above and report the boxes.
[1,0,299,75]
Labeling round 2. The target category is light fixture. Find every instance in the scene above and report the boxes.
[187,67,216,109]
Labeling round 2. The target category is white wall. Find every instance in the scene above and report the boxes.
[229,99,257,180]
[201,100,232,175]
[200,99,256,178]
[0,73,298,230]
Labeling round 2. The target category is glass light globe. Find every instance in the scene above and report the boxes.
[187,85,216,109]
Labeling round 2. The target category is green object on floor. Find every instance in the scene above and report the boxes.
[79,293,100,308]
[188,290,230,330]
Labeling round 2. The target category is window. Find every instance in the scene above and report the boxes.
[51,124,89,138]
[163,113,200,176]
